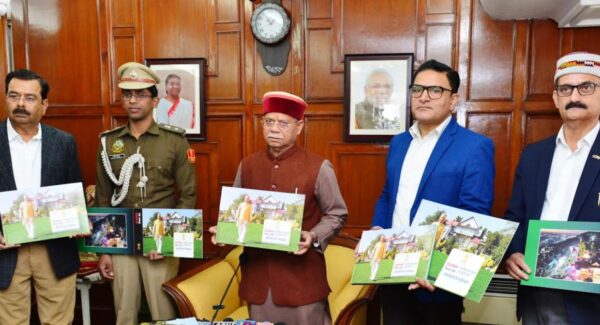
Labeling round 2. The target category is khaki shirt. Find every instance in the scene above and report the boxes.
[94,122,196,209]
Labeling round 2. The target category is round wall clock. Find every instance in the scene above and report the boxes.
[251,3,291,44]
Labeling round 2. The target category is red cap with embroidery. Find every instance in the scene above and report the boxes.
[262,91,307,121]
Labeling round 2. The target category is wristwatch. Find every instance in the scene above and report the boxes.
[310,231,320,248]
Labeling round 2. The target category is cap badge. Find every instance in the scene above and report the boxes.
[129,70,138,79]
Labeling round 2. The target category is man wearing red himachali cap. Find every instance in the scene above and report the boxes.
[210,91,347,325]
[504,52,600,324]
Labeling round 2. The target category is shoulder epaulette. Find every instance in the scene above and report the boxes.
[158,123,186,136]
[99,125,126,138]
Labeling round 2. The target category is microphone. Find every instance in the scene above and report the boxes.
[210,252,247,324]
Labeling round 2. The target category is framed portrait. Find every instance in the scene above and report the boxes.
[145,58,207,140]
[344,53,413,142]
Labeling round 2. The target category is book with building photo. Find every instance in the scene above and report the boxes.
[139,208,203,258]
[522,220,600,294]
[79,208,203,258]
[352,226,437,284]
[216,186,305,252]
[0,182,90,245]
[412,199,519,302]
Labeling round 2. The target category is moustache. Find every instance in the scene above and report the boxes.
[12,108,30,116]
[565,101,587,110]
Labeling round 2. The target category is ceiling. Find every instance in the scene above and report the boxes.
[480,0,600,27]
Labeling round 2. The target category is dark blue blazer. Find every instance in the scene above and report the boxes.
[0,121,82,290]
[505,132,600,325]
[372,118,495,302]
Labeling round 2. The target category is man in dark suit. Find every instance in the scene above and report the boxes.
[371,60,495,324]
[505,52,600,325]
[0,69,82,324]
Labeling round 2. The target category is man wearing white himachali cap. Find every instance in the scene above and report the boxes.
[504,52,600,324]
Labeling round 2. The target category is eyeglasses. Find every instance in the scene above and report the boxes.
[409,84,453,100]
[556,82,599,97]
[122,92,153,101]
[6,92,40,104]
[262,118,299,129]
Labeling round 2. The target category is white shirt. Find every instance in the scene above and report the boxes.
[7,119,42,190]
[392,116,452,228]
[540,122,599,221]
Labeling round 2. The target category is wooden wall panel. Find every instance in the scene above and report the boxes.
[426,25,454,65]
[18,0,102,105]
[427,0,455,14]
[206,115,244,184]
[330,144,388,237]
[111,0,135,26]
[468,0,515,101]
[527,20,560,99]
[525,113,563,145]
[303,115,343,159]
[207,32,243,102]
[141,0,208,58]
[305,28,342,100]
[340,0,417,55]
[571,28,600,54]
[466,113,511,216]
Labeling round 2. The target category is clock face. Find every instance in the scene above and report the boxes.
[251,3,290,44]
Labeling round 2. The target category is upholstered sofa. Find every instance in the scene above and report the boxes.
[162,234,377,324]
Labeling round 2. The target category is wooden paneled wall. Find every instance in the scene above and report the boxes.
[4,0,600,253]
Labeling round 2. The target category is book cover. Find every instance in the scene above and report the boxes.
[0,182,89,245]
[140,208,203,258]
[351,225,436,284]
[412,199,519,302]
[79,208,203,259]
[522,220,600,294]
[79,207,135,255]
[216,186,305,252]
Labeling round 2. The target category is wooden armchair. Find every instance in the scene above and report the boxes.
[162,234,377,325]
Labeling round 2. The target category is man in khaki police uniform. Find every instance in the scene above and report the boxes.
[94,62,196,325]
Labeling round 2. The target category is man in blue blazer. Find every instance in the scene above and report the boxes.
[371,60,495,324]
[0,69,82,324]
[505,52,600,325]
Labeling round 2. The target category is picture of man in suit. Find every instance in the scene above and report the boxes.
[504,51,600,325]
[370,60,495,324]
[355,69,403,130]
[0,69,83,324]
[156,73,195,129]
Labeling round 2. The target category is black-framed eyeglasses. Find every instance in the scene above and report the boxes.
[409,84,453,100]
[262,118,299,129]
[122,92,153,101]
[556,82,599,97]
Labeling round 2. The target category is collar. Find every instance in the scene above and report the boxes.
[409,115,452,140]
[7,119,42,142]
[116,121,160,138]
[556,121,600,150]
[267,144,300,161]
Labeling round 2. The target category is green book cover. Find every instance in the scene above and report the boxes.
[140,208,203,259]
[0,182,90,245]
[522,220,600,294]
[352,225,436,284]
[412,199,519,302]
[217,186,304,252]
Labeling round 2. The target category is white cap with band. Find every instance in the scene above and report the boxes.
[554,52,600,83]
